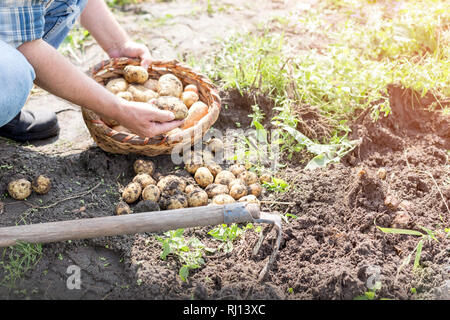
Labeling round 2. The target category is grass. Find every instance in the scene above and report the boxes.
[188,0,449,168]
[0,242,43,288]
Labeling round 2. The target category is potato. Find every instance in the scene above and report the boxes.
[115,201,132,215]
[160,193,188,210]
[122,182,142,204]
[212,194,235,205]
[194,167,214,188]
[151,96,188,120]
[157,175,186,195]
[133,173,156,188]
[158,73,183,98]
[142,184,161,202]
[187,189,208,207]
[134,200,160,213]
[229,183,247,200]
[229,164,246,177]
[229,178,245,189]
[248,183,262,197]
[185,184,200,194]
[214,170,236,187]
[143,79,159,92]
[116,91,133,101]
[8,179,32,200]
[181,101,208,129]
[184,84,198,94]
[207,138,224,154]
[206,161,222,177]
[134,159,155,175]
[238,171,258,185]
[32,175,51,195]
[124,65,148,84]
[112,125,132,133]
[128,84,158,102]
[106,78,128,94]
[181,91,199,108]
[259,173,272,184]
[205,183,229,198]
[238,195,260,205]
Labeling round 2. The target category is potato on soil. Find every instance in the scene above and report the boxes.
[238,171,258,185]
[229,178,245,189]
[206,138,224,154]
[185,162,201,175]
[151,96,188,120]
[238,195,260,205]
[157,175,186,195]
[124,65,148,84]
[194,167,214,188]
[214,170,236,187]
[115,201,132,215]
[205,183,229,198]
[181,91,199,108]
[212,194,235,205]
[184,84,198,94]
[229,183,247,200]
[181,101,208,129]
[158,73,183,98]
[185,184,201,194]
[132,173,156,188]
[143,79,159,91]
[106,78,128,94]
[128,84,158,102]
[142,184,161,202]
[8,179,32,200]
[187,189,208,207]
[206,161,222,177]
[229,164,246,177]
[122,182,142,204]
[134,159,155,175]
[116,91,133,101]
[247,183,262,197]
[32,175,51,195]
[159,193,188,210]
[134,200,160,213]
[259,173,272,184]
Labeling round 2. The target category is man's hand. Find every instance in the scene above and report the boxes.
[114,100,183,138]
[107,40,153,69]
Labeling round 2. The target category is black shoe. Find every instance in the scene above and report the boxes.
[0,110,59,142]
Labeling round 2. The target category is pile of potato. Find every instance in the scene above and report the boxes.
[115,150,271,215]
[104,66,208,134]
[7,175,52,200]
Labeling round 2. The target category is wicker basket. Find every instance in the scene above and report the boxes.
[82,57,221,157]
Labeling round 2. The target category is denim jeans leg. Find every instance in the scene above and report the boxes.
[43,0,88,49]
[0,41,36,127]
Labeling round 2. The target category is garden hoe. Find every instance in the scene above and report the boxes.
[0,202,282,281]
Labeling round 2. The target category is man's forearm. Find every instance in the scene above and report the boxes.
[80,0,129,55]
[18,39,123,121]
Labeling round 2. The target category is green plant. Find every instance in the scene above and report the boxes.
[156,229,215,282]
[207,223,254,253]
[376,225,439,278]
[0,242,43,288]
[262,177,290,193]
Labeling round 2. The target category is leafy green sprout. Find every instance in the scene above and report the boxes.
[156,229,215,282]
[207,223,257,253]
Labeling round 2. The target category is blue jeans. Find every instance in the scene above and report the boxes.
[0,0,88,127]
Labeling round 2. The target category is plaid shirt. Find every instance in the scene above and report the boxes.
[0,0,53,48]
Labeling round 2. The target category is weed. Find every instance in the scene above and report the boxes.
[207,223,253,253]
[156,229,215,282]
[0,242,43,288]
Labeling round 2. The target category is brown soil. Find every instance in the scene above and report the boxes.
[1,84,449,300]
[0,0,449,300]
